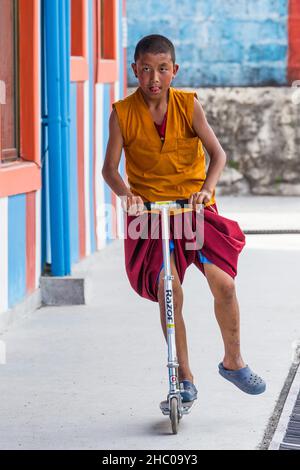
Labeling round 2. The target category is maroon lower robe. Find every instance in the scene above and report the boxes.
[123,203,246,303]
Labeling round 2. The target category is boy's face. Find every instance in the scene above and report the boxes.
[131,52,179,99]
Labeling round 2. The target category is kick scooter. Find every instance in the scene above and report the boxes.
[143,199,202,434]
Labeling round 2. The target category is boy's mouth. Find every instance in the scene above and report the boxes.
[149,86,161,93]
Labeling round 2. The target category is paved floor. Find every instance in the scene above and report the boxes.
[0,197,299,449]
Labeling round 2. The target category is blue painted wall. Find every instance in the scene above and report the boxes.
[126,0,289,86]
[8,195,26,308]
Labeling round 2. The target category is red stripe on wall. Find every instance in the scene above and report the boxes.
[123,0,127,96]
[19,0,40,167]
[288,0,300,83]
[77,82,86,258]
[110,83,118,240]
[26,191,36,293]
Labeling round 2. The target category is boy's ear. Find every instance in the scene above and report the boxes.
[131,63,138,77]
[173,64,179,78]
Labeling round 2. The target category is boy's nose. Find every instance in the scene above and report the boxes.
[150,70,160,82]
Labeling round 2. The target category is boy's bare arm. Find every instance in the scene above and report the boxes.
[191,97,227,206]
[102,109,144,215]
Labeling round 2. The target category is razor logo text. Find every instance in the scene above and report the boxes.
[165,289,173,321]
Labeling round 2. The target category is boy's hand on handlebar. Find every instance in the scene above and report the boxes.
[120,193,145,216]
[188,190,212,211]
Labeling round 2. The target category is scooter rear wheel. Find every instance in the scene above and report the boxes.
[170,397,179,434]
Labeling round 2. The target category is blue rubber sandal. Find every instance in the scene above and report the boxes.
[218,362,266,395]
[180,380,198,402]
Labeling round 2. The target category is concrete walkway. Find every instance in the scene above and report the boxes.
[0,196,299,450]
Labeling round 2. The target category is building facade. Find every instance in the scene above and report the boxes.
[0,0,127,322]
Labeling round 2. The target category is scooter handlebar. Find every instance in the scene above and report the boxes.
[143,199,191,211]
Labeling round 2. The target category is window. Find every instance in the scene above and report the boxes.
[70,0,88,81]
[0,0,19,163]
[96,0,118,83]
[0,0,41,198]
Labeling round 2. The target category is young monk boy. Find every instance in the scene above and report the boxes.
[102,34,266,401]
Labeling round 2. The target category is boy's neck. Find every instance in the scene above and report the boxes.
[139,86,170,110]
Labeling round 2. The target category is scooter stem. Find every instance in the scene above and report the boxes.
[160,206,179,396]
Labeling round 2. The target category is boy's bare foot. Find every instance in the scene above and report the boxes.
[178,372,194,383]
[222,358,246,371]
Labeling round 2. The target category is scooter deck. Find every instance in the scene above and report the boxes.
[160,399,195,415]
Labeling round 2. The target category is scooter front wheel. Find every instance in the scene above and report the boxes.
[170,397,179,434]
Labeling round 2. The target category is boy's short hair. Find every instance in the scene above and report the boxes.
[134,34,176,64]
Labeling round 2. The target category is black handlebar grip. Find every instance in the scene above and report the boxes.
[175,199,190,208]
[143,199,190,210]
[144,202,152,210]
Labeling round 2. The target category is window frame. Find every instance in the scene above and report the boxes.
[96,0,118,83]
[0,0,41,198]
[70,0,89,82]
[0,0,19,164]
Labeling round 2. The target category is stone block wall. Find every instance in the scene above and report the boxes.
[196,87,300,196]
[127,0,289,87]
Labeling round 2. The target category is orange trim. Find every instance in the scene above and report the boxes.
[97,59,118,82]
[70,57,89,81]
[288,0,300,83]
[0,162,40,197]
[96,0,118,83]
[0,104,2,161]
[19,0,40,166]
[0,0,41,197]
[70,0,89,82]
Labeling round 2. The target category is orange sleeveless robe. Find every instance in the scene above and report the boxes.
[113,86,216,206]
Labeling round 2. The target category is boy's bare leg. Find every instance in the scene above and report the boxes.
[203,263,246,370]
[157,253,194,383]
